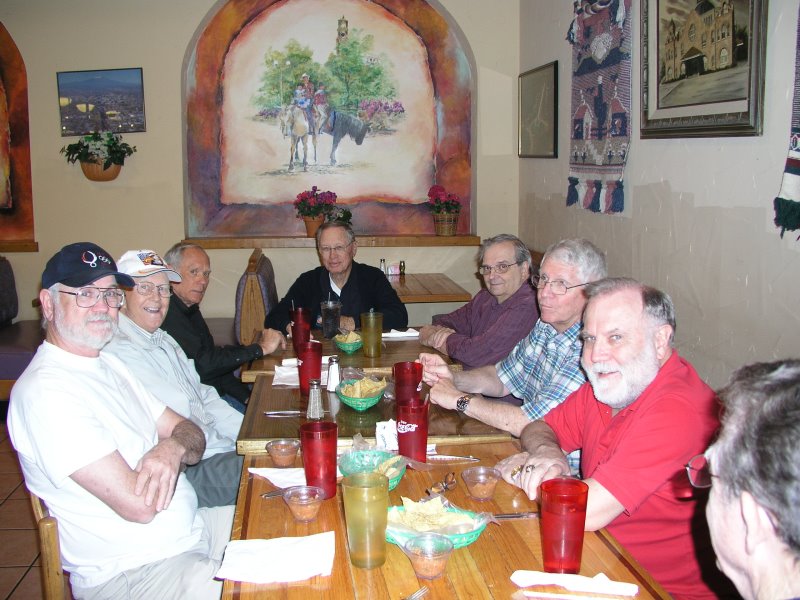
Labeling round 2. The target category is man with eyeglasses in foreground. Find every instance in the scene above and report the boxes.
[496,278,724,599]
[8,242,232,599]
[419,234,539,370]
[162,242,286,414]
[420,238,606,452]
[265,222,407,333]
[692,360,800,600]
[104,250,244,507]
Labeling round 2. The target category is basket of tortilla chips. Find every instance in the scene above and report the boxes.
[386,496,491,549]
[338,450,407,491]
[334,331,363,354]
[336,377,387,411]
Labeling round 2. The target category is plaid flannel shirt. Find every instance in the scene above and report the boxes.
[497,319,585,473]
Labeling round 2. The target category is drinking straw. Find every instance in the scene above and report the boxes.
[291,299,295,310]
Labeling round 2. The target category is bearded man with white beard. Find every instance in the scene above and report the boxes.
[496,278,727,600]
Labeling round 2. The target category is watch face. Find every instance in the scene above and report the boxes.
[457,395,470,412]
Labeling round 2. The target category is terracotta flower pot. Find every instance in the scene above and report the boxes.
[79,160,122,182]
[432,211,460,236]
[302,215,325,237]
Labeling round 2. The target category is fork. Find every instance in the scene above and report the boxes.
[402,585,429,600]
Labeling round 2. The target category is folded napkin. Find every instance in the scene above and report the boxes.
[217,531,335,583]
[282,356,333,367]
[382,328,419,339]
[272,365,329,387]
[510,571,638,597]
[249,467,306,488]
[374,421,435,454]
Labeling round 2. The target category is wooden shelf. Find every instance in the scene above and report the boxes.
[0,240,39,253]
[183,235,480,249]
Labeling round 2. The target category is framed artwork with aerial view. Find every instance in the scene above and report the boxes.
[518,61,558,158]
[640,0,767,138]
[184,0,475,238]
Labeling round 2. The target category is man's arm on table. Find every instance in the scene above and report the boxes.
[497,420,624,531]
[70,409,206,524]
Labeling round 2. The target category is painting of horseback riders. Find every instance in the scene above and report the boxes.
[185,0,473,237]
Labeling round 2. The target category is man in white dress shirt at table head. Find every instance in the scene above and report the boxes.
[7,241,232,600]
[419,238,606,453]
[700,360,800,600]
[104,249,245,508]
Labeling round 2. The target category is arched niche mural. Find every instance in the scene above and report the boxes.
[185,0,473,238]
[0,22,36,252]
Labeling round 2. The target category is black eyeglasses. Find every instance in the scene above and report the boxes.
[532,275,589,296]
[478,261,522,275]
[685,454,716,489]
[59,287,125,309]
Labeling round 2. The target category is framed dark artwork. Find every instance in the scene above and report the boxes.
[57,68,146,136]
[641,0,767,138]
[518,61,558,158]
[185,0,474,238]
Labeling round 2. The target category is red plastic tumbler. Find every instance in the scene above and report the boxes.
[299,421,338,498]
[396,398,429,463]
[393,361,423,402]
[297,341,322,396]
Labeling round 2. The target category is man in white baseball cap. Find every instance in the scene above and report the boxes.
[105,249,244,507]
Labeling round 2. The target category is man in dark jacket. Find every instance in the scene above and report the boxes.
[162,243,285,413]
[266,222,407,333]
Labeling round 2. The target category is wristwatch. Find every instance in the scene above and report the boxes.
[456,393,473,413]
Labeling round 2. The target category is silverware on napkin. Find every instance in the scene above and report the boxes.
[425,454,480,464]
[494,511,538,520]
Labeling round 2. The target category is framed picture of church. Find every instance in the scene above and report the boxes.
[640,0,767,138]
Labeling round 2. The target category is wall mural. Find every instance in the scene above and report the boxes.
[0,22,35,252]
[185,0,473,238]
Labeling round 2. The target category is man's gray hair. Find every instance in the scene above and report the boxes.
[315,222,356,248]
[542,238,607,283]
[163,242,206,270]
[477,234,532,272]
[584,277,676,343]
[41,283,60,330]
[713,359,800,559]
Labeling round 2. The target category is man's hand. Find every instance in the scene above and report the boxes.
[419,352,454,386]
[339,315,356,332]
[419,325,454,353]
[508,420,572,500]
[428,377,465,411]
[134,437,185,511]
[258,328,286,355]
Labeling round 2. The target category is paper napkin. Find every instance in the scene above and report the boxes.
[382,328,419,339]
[248,467,306,488]
[282,356,333,367]
[510,571,639,596]
[217,531,335,583]
[272,365,329,387]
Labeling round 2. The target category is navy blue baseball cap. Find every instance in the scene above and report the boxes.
[42,242,135,289]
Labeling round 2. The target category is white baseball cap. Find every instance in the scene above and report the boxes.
[117,249,182,282]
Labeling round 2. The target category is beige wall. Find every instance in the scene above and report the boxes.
[519,0,800,388]
[0,0,521,326]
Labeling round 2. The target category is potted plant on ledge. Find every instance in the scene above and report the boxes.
[294,186,345,236]
[426,184,462,236]
[60,131,137,182]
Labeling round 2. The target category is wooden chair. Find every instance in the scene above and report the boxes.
[29,492,68,600]
[234,249,279,345]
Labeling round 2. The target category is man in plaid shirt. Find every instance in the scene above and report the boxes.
[420,239,606,463]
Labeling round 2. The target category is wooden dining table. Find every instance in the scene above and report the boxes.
[236,337,507,455]
[388,273,472,304]
[221,440,670,599]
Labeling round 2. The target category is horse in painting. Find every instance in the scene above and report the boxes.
[279,105,317,171]
[316,110,368,166]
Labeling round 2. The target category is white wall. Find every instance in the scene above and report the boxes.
[0,0,521,326]
[519,0,800,387]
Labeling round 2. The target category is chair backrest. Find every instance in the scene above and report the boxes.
[29,492,67,600]
[234,248,279,345]
[0,255,19,327]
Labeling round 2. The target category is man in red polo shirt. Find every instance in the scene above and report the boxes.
[497,277,723,599]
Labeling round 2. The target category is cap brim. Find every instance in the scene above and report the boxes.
[128,267,182,283]
[61,271,135,289]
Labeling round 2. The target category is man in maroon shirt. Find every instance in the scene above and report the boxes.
[497,278,723,599]
[419,234,538,369]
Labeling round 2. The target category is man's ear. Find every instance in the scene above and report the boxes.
[39,288,55,322]
[740,490,774,556]
[351,241,358,258]
[653,324,672,360]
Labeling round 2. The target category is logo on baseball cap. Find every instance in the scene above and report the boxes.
[117,250,182,282]
[41,242,135,289]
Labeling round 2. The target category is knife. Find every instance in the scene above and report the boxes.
[494,511,538,520]
[425,454,480,464]
[263,410,302,417]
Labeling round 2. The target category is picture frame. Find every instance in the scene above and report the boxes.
[518,61,558,158]
[640,0,767,138]
[56,67,146,136]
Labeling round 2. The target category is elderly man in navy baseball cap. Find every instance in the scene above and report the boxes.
[42,241,134,289]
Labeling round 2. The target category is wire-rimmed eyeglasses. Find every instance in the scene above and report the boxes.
[478,261,522,275]
[59,287,125,309]
[134,282,172,298]
[532,275,589,296]
[319,242,353,255]
[685,454,715,489]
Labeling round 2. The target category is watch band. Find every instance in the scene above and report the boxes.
[456,393,473,413]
